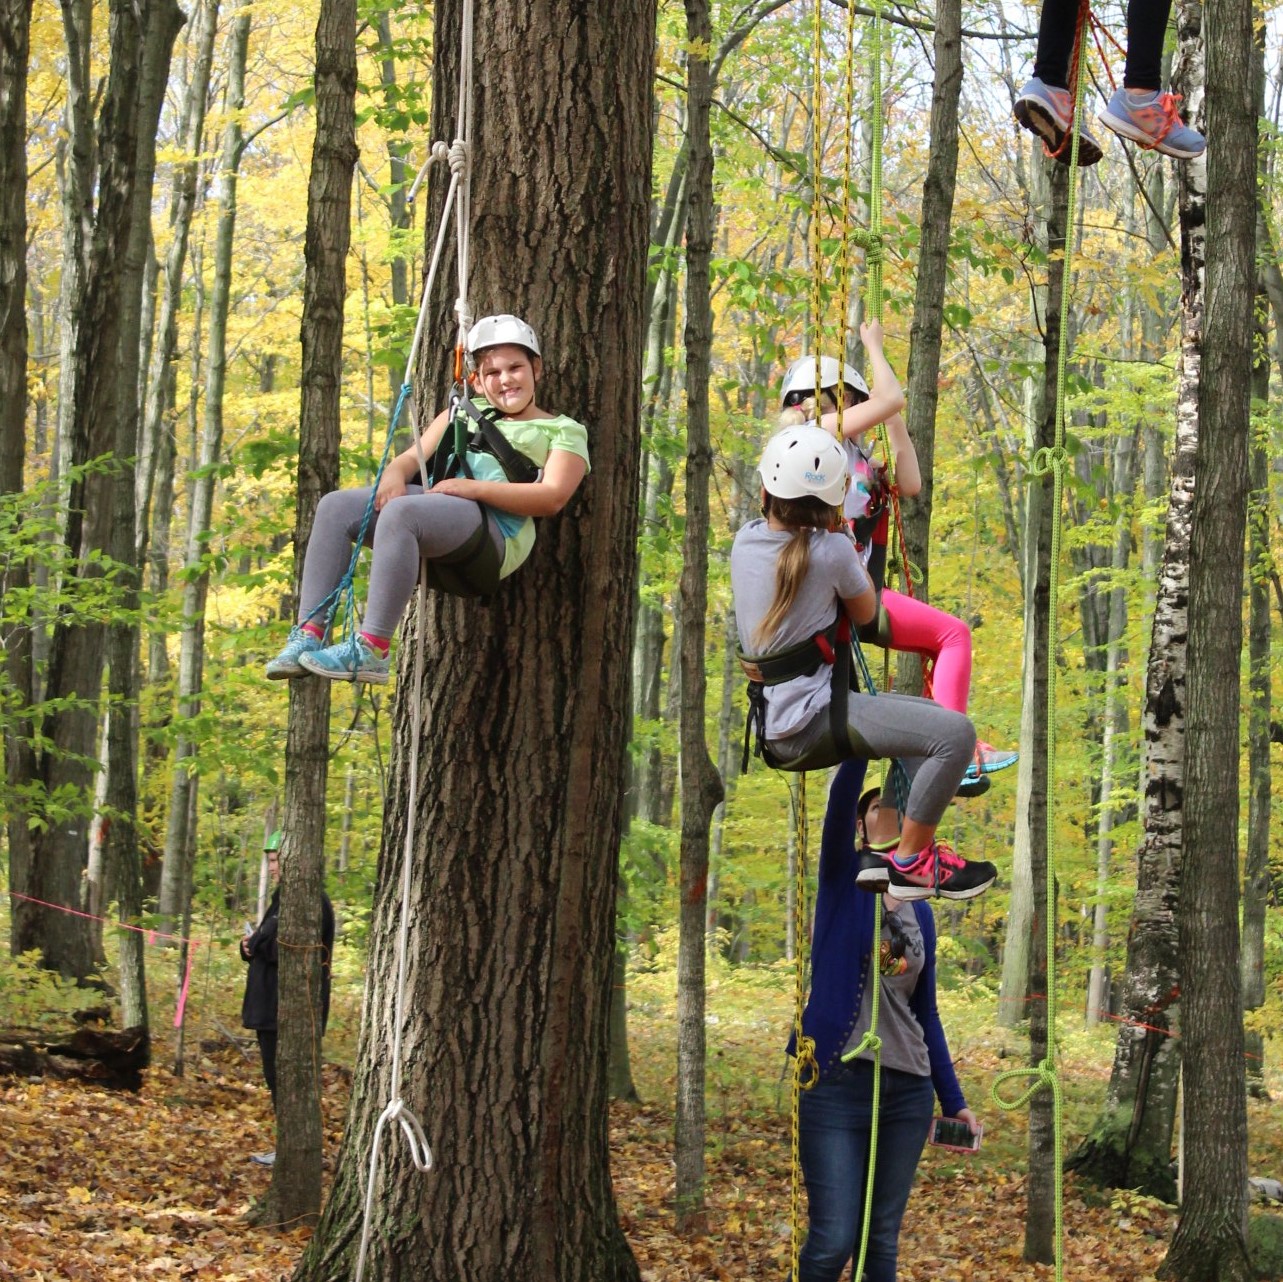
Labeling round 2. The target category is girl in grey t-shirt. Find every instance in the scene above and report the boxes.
[731,422,993,899]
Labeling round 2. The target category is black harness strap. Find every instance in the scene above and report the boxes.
[739,614,859,773]
[432,394,540,487]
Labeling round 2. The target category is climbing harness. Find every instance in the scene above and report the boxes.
[350,3,483,1279]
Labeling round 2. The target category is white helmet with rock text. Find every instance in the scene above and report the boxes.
[758,425,849,507]
[466,314,541,359]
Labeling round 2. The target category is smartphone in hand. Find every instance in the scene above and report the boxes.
[928,1116,982,1153]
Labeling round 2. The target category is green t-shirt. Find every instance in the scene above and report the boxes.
[460,402,590,578]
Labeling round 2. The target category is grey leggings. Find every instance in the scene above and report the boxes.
[298,486,504,638]
[770,691,975,828]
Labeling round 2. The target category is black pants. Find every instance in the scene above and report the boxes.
[256,1029,277,1107]
[1033,0,1171,91]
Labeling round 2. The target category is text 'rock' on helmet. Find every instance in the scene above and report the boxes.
[780,354,870,406]
[758,425,849,507]
[466,314,541,358]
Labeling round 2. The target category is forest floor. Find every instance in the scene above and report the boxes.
[1,948,1281,1280]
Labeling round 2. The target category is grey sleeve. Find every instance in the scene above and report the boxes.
[821,533,871,601]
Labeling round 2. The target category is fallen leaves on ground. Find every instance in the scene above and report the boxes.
[0,1040,1174,1281]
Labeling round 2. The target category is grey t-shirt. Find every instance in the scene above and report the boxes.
[841,900,930,1077]
[730,517,871,739]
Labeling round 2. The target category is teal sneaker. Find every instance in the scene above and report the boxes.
[1014,77,1103,166]
[298,635,390,684]
[963,741,1019,781]
[1099,87,1205,160]
[265,627,322,680]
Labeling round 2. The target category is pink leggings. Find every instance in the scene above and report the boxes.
[880,588,972,714]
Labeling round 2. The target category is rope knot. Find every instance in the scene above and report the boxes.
[794,1036,820,1091]
[447,139,469,177]
[1029,444,1068,478]
[430,139,449,164]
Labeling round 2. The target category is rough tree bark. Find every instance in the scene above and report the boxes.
[1160,0,1255,1268]
[293,3,654,1278]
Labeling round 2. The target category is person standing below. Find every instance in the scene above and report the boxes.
[794,761,981,1281]
[241,829,336,1166]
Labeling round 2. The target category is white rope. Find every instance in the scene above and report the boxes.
[351,2,475,1276]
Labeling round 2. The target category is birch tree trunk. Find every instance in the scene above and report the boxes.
[1068,0,1204,1205]
[296,3,653,1276]
[1160,0,1254,1267]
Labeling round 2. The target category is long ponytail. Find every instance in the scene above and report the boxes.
[752,492,843,647]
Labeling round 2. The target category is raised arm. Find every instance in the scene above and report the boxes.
[883,412,921,497]
[818,320,906,440]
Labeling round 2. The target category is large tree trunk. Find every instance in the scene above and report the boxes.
[673,0,724,1233]
[1160,0,1254,1270]
[896,0,962,696]
[1068,0,1205,1206]
[294,4,653,1278]
[260,0,345,1229]
[0,0,35,932]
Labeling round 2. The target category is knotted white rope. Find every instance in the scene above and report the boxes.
[351,3,476,1278]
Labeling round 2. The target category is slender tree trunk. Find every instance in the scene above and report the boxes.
[1161,0,1254,1269]
[105,0,185,1032]
[674,0,724,1232]
[158,7,250,939]
[261,0,345,1224]
[295,5,653,1276]
[998,151,1054,1027]
[896,0,962,697]
[1019,159,1066,1268]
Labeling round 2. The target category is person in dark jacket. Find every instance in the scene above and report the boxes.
[241,830,335,1165]
[792,760,981,1282]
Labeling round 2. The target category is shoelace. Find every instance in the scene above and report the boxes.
[1136,92,1184,148]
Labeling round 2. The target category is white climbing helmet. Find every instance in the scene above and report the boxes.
[466,314,541,358]
[758,425,849,507]
[780,354,869,406]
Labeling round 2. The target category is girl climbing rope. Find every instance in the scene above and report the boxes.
[264,314,589,683]
[794,760,982,1282]
[778,322,1017,785]
[730,422,994,897]
[1014,0,1206,164]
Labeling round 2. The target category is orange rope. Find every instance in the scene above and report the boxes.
[1045,0,1093,162]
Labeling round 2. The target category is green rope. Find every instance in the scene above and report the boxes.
[841,893,885,1282]
[988,9,1090,1281]
[866,0,884,323]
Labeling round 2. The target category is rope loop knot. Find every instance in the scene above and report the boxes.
[1030,444,1069,478]
[794,1036,820,1091]
[991,1057,1061,1113]
[447,138,469,176]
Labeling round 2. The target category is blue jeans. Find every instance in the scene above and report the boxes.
[798,1059,934,1282]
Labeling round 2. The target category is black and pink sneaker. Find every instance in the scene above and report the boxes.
[884,841,995,901]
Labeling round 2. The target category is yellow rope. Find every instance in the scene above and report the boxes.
[789,773,818,1280]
